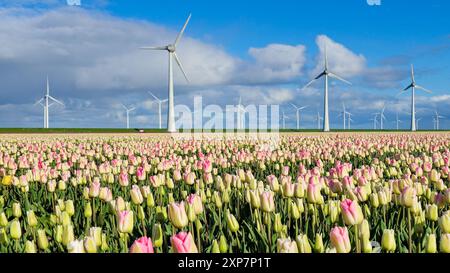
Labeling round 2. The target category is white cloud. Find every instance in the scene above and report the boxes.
[312,35,366,78]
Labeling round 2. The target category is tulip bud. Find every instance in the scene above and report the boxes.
[274,213,282,233]
[249,190,261,209]
[84,236,97,253]
[62,224,75,246]
[210,239,220,253]
[362,237,373,253]
[141,191,152,208]
[10,219,21,240]
[117,210,134,234]
[54,225,63,243]
[213,191,222,209]
[370,193,379,208]
[89,227,102,247]
[101,233,108,251]
[290,201,300,220]
[84,202,92,218]
[12,202,21,218]
[426,205,439,222]
[0,228,8,245]
[340,199,364,226]
[226,210,239,232]
[25,240,37,253]
[152,223,163,248]
[313,233,324,253]
[359,219,371,241]
[440,233,450,253]
[330,227,351,253]
[219,235,228,253]
[381,229,396,252]
[64,200,74,217]
[439,211,450,233]
[168,202,189,229]
[296,234,312,253]
[130,185,144,205]
[425,233,437,253]
[0,212,8,227]
[68,240,85,253]
[277,238,298,253]
[400,187,417,208]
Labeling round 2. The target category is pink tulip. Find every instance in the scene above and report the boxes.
[340,199,364,225]
[171,232,198,253]
[130,237,154,253]
[330,227,351,253]
[119,171,129,187]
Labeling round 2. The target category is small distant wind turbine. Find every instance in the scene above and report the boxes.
[148,91,168,129]
[282,111,289,130]
[394,112,403,130]
[301,43,352,132]
[347,112,354,130]
[35,76,64,129]
[379,107,387,130]
[122,104,136,129]
[400,65,433,132]
[141,14,192,133]
[416,118,422,130]
[371,113,379,130]
[315,112,323,130]
[290,103,308,130]
[434,110,445,130]
[338,103,351,130]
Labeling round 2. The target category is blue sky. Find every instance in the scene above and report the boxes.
[0,0,448,129]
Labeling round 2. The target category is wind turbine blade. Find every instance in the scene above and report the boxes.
[301,78,318,90]
[299,106,309,110]
[122,104,128,110]
[173,53,189,83]
[35,98,44,106]
[174,13,192,47]
[324,43,328,70]
[328,72,352,85]
[415,85,432,94]
[403,84,413,91]
[140,46,167,51]
[161,99,169,103]
[48,96,64,106]
[290,103,299,110]
[148,91,160,101]
[129,107,136,112]
[411,64,415,82]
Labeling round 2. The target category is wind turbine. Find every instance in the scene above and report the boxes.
[301,44,352,132]
[282,111,289,130]
[35,76,64,129]
[315,112,323,130]
[148,91,168,129]
[347,111,354,130]
[338,103,351,130]
[290,103,308,130]
[122,104,136,129]
[434,110,445,130]
[416,118,422,130]
[140,14,191,133]
[371,113,379,130]
[394,112,403,130]
[379,107,386,130]
[400,65,432,131]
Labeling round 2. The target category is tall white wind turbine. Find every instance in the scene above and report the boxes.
[434,110,445,130]
[35,76,64,129]
[400,65,432,131]
[290,103,308,130]
[148,91,168,129]
[122,104,136,129]
[141,14,191,133]
[347,111,354,130]
[338,103,351,130]
[301,44,352,132]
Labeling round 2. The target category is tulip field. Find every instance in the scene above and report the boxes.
[0,133,449,253]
